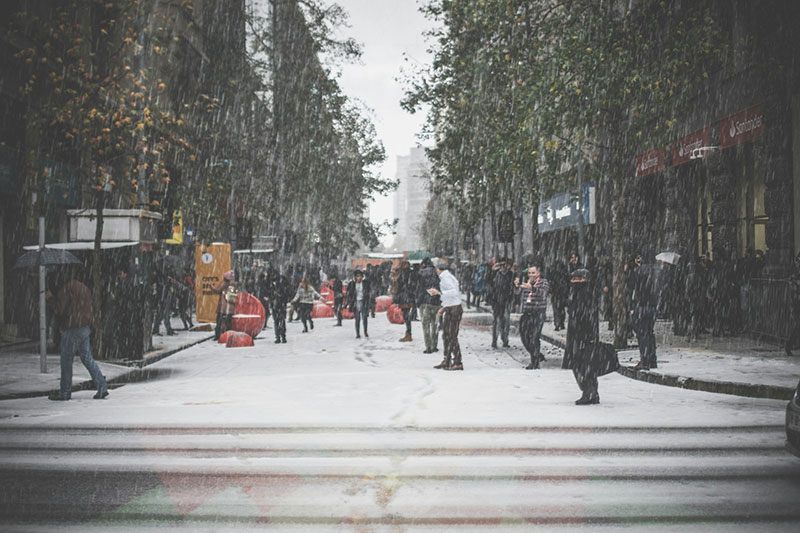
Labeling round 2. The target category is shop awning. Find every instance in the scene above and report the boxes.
[23,241,139,251]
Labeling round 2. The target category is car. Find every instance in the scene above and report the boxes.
[787,378,800,458]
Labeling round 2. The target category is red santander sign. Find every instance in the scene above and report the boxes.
[672,126,711,166]
[635,148,665,179]
[720,104,764,148]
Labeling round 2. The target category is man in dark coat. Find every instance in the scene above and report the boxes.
[270,268,293,343]
[629,253,660,370]
[393,261,415,342]
[346,270,372,338]
[567,269,601,405]
[330,272,344,326]
[489,257,515,348]
[550,261,569,331]
[416,257,441,353]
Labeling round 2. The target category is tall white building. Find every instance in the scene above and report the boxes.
[392,147,431,251]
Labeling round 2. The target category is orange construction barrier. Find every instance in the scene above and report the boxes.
[375,295,392,312]
[231,292,266,337]
[387,304,405,324]
[226,331,254,348]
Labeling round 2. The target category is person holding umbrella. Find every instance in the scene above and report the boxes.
[46,271,109,401]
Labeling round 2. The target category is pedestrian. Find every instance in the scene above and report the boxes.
[210,270,236,340]
[255,272,271,329]
[291,277,321,333]
[416,257,441,353]
[517,264,550,369]
[629,252,659,370]
[393,260,415,342]
[367,264,380,318]
[786,252,800,357]
[172,277,194,330]
[472,264,487,311]
[566,268,601,405]
[330,271,344,326]
[461,262,475,309]
[288,264,304,322]
[489,257,515,348]
[346,269,371,338]
[47,272,109,401]
[152,268,176,336]
[431,261,464,371]
[550,261,569,331]
[271,268,292,343]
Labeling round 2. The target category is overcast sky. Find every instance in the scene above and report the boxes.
[331,0,436,241]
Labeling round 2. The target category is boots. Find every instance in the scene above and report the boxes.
[399,333,412,342]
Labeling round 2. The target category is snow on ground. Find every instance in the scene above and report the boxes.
[0,314,787,430]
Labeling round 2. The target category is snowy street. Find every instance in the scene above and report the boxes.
[1,316,798,531]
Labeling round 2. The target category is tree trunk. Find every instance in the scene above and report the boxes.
[92,189,105,359]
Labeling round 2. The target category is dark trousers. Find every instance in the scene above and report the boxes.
[520,309,546,364]
[491,303,511,346]
[441,305,463,365]
[214,311,232,340]
[334,296,344,325]
[272,305,287,341]
[259,298,271,329]
[572,367,598,397]
[552,296,566,329]
[354,301,369,335]
[298,302,313,331]
[633,306,657,366]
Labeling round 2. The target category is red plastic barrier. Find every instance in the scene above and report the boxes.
[311,301,335,318]
[387,304,405,324]
[320,285,334,305]
[341,307,354,320]
[226,331,254,348]
[218,330,236,344]
[375,295,392,312]
[231,292,266,337]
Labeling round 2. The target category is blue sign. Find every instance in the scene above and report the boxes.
[537,182,595,233]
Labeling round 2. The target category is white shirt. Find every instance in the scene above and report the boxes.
[438,269,461,307]
[355,281,364,302]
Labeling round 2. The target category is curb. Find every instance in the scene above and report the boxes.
[0,335,214,401]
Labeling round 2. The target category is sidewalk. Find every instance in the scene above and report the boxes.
[0,316,213,400]
[460,301,800,401]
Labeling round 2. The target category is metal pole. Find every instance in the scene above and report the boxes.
[39,215,47,373]
[577,146,585,261]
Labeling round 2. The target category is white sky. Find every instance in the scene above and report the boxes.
[330,0,436,243]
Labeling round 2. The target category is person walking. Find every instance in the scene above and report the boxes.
[566,268,601,405]
[292,277,321,333]
[330,272,344,326]
[393,261,415,342]
[47,273,109,401]
[517,265,550,369]
[346,269,371,338]
[629,253,659,370]
[431,261,464,371]
[256,272,271,329]
[550,261,569,331]
[489,257,515,348]
[786,252,800,356]
[152,268,176,336]
[471,264,487,312]
[416,257,441,354]
[270,268,292,344]
[211,270,236,340]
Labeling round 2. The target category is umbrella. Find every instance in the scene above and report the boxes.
[13,247,81,269]
[655,251,681,265]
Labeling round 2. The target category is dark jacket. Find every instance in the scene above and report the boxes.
[56,279,93,329]
[393,267,414,307]
[416,265,441,306]
[489,268,516,308]
[332,278,344,299]
[270,275,294,309]
[346,278,372,312]
[563,280,598,370]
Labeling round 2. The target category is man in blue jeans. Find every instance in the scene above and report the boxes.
[48,276,108,401]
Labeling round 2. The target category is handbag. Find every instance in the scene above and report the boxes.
[590,341,619,376]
